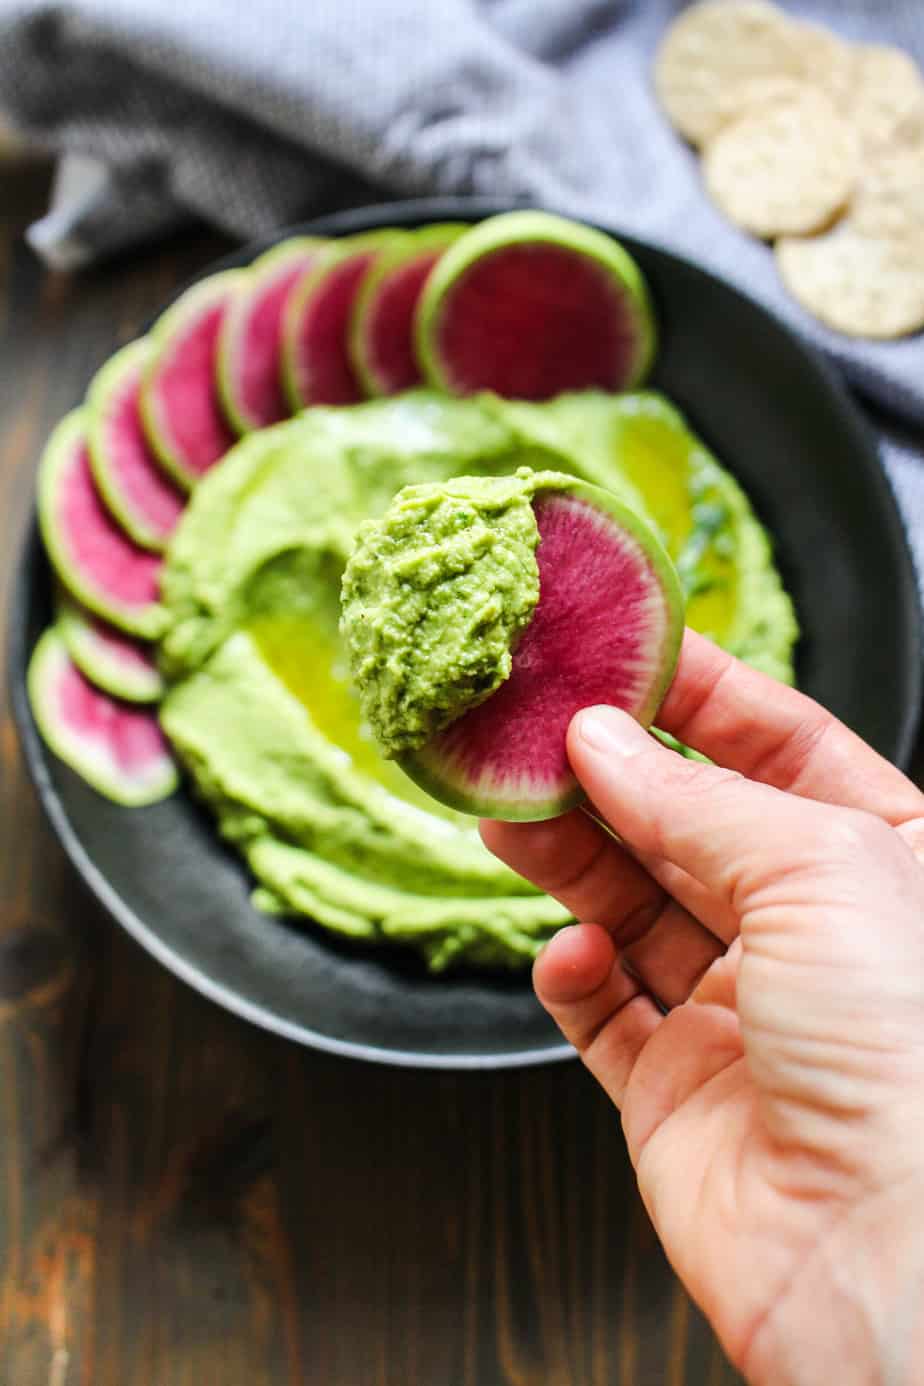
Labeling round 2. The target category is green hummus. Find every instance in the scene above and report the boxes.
[340,469,580,756]
[158,389,798,971]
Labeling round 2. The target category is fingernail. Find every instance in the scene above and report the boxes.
[574,707,646,758]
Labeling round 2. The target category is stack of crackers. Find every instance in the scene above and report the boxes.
[654,0,924,340]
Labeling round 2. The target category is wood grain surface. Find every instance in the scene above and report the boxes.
[0,165,743,1386]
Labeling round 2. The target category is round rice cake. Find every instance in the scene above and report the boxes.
[792,21,856,110]
[892,98,924,149]
[727,74,814,116]
[702,85,857,238]
[653,0,806,146]
[852,147,924,250]
[683,74,812,142]
[849,43,924,152]
[776,225,924,339]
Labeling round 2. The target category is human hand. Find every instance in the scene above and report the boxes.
[482,630,924,1385]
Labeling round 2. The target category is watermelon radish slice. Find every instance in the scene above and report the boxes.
[141,270,245,489]
[350,224,465,396]
[87,339,186,552]
[57,590,163,704]
[401,477,683,821]
[217,237,324,432]
[282,231,398,409]
[28,627,177,806]
[38,411,166,640]
[417,211,656,401]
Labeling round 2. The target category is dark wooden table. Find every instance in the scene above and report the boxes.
[0,165,742,1386]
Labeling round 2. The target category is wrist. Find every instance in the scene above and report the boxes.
[743,1183,924,1386]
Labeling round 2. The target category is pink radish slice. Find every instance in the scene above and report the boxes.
[350,225,464,396]
[88,339,186,551]
[28,627,177,805]
[417,211,656,401]
[56,589,163,703]
[282,232,397,408]
[141,270,245,489]
[218,238,324,431]
[38,411,166,640]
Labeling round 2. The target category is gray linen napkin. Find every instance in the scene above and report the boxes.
[0,0,921,595]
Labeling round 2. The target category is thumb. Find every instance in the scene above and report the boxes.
[567,706,881,901]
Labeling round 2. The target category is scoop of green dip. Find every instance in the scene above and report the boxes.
[342,468,566,756]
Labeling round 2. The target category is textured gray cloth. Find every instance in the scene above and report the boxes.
[0,0,922,592]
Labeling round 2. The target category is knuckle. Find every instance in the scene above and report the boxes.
[644,759,743,853]
[897,815,924,861]
[675,761,744,800]
[540,832,608,898]
[819,807,891,865]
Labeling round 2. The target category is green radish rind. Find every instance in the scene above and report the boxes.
[415,211,658,396]
[87,337,181,553]
[399,477,685,822]
[37,409,168,641]
[27,627,178,807]
[140,269,247,492]
[216,237,325,434]
[280,230,405,412]
[349,223,468,397]
[56,589,164,704]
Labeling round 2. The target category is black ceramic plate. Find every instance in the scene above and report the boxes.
[9,198,923,1068]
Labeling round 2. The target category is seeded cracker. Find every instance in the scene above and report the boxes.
[852,148,924,252]
[892,99,924,150]
[703,86,856,238]
[792,21,856,110]
[849,44,924,152]
[776,226,924,340]
[653,0,805,146]
[726,75,813,117]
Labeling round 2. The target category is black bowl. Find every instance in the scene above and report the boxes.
[9,197,923,1068]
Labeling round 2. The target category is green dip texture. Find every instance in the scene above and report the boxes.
[158,389,798,971]
[340,469,578,756]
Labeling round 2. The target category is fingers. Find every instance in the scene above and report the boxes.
[691,937,741,1011]
[533,924,661,1106]
[660,630,924,826]
[485,812,726,1007]
[621,1002,744,1169]
[896,816,924,865]
[532,923,740,1128]
[632,849,738,944]
[483,810,725,998]
[481,810,665,945]
[622,899,724,1009]
[567,705,856,898]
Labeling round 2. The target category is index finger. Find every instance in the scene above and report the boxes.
[660,629,924,826]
